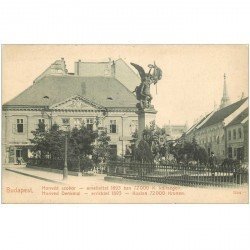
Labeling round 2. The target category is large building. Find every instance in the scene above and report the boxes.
[185,75,248,161]
[2,58,141,164]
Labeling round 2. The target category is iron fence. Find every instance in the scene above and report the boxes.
[27,158,80,172]
[107,161,248,187]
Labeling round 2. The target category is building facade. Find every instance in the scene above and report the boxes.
[185,76,248,161]
[225,108,248,160]
[2,58,140,164]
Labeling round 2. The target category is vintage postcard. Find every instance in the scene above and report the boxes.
[1,44,249,203]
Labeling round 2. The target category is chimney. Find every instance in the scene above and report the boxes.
[74,60,81,75]
[111,60,116,77]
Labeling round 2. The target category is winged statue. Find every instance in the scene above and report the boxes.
[131,62,162,109]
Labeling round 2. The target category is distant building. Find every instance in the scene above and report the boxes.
[163,122,188,140]
[185,75,248,161]
[2,58,140,164]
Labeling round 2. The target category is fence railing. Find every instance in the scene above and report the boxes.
[107,161,248,187]
[26,158,80,172]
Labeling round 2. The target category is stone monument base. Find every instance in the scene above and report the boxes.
[137,107,157,140]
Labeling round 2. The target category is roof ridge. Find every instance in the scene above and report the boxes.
[198,97,248,129]
[215,96,248,113]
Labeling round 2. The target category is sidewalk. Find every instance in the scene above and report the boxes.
[4,165,109,186]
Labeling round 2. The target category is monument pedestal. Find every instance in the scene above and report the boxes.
[137,107,157,140]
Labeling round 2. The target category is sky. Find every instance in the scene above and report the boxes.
[2,45,248,128]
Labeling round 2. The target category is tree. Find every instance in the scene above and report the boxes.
[92,130,111,163]
[169,138,208,165]
[68,125,98,171]
[30,123,64,160]
[142,121,167,158]
[133,140,154,163]
[30,122,48,159]
[45,124,65,160]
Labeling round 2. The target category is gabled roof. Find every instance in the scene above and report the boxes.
[3,75,138,109]
[186,112,212,135]
[226,108,248,127]
[198,97,248,129]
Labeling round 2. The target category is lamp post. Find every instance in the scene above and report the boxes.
[62,124,70,180]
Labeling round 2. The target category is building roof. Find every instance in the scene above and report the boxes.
[186,112,212,135]
[198,97,248,129]
[3,75,138,109]
[226,108,249,127]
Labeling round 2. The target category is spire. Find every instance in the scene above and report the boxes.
[219,73,231,109]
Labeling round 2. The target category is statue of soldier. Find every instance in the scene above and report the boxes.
[131,62,162,109]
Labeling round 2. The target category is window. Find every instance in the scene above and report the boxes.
[73,118,82,128]
[62,118,70,125]
[17,119,24,133]
[109,120,117,133]
[86,118,94,130]
[228,147,233,158]
[233,129,236,140]
[238,128,242,139]
[38,119,45,132]
[228,130,231,140]
[38,118,45,124]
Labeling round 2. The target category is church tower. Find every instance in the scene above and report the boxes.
[219,73,231,109]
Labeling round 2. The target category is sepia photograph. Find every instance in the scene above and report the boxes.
[1,44,249,203]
